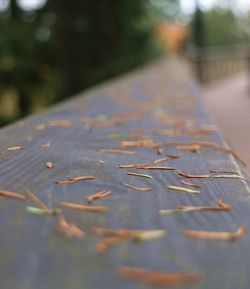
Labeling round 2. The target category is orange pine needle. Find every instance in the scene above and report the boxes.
[123,183,151,192]
[0,189,27,201]
[118,267,200,286]
[55,175,95,184]
[25,188,49,210]
[100,149,137,155]
[185,225,246,241]
[96,237,125,254]
[178,171,210,179]
[86,190,112,203]
[180,179,202,188]
[61,202,108,213]
[154,157,169,164]
[125,171,153,179]
[58,215,85,239]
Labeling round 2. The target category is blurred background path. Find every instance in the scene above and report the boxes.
[202,71,250,173]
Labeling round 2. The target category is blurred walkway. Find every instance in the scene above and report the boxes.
[202,71,250,174]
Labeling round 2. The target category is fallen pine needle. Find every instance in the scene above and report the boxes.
[58,215,85,239]
[180,179,201,188]
[125,171,153,179]
[26,206,61,216]
[210,174,247,181]
[209,169,238,174]
[167,154,181,159]
[100,149,137,155]
[55,175,96,184]
[0,189,27,201]
[176,144,201,152]
[167,185,200,194]
[123,183,151,192]
[86,190,112,203]
[178,171,210,179]
[118,164,150,169]
[118,266,200,286]
[184,225,246,241]
[61,202,108,213]
[7,146,23,151]
[96,237,125,253]
[160,199,231,214]
[119,140,161,149]
[154,157,169,164]
[25,188,49,210]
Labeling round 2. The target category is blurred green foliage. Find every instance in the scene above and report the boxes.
[0,0,161,123]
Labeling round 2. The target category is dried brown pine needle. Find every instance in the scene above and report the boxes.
[118,266,200,286]
[0,189,27,201]
[55,175,96,184]
[163,141,245,166]
[177,199,232,213]
[123,182,151,192]
[167,185,200,194]
[86,190,112,203]
[61,201,108,213]
[119,164,175,170]
[178,171,210,179]
[167,153,181,159]
[126,171,153,179]
[100,149,137,155]
[180,179,202,188]
[119,140,162,149]
[48,120,71,127]
[154,157,169,164]
[96,237,125,253]
[7,146,23,151]
[184,225,246,241]
[46,162,54,169]
[176,144,201,152]
[58,215,85,239]
[118,164,150,169]
[92,227,166,242]
[142,165,175,170]
[25,188,49,210]
[92,227,134,238]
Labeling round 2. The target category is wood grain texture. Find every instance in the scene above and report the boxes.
[0,58,250,289]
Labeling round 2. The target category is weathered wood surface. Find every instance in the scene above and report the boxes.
[0,58,250,289]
